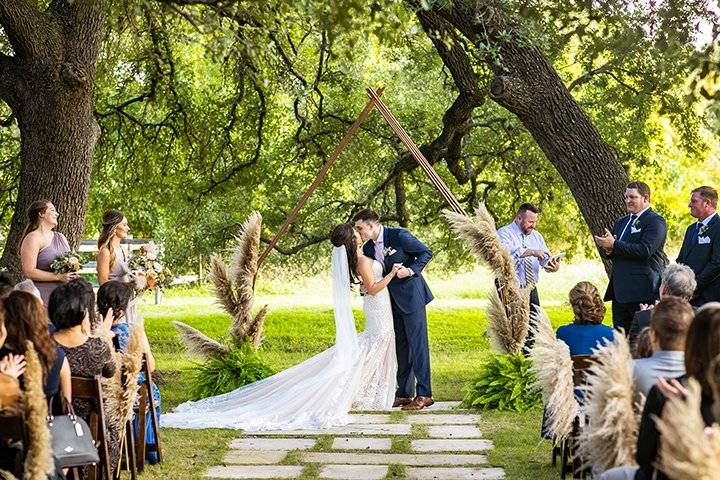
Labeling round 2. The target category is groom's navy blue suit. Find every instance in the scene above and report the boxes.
[363,226,434,397]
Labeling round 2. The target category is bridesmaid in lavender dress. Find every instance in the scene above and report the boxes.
[96,210,139,323]
[20,200,77,306]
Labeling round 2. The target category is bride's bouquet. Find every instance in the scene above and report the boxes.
[127,241,172,292]
[50,251,89,274]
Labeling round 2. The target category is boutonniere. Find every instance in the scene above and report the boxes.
[632,218,641,230]
[699,224,709,237]
[383,247,397,257]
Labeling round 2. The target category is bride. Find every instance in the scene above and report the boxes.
[162,223,400,430]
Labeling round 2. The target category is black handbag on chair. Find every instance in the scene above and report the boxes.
[48,399,100,468]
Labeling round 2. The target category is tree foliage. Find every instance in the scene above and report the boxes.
[1,0,718,273]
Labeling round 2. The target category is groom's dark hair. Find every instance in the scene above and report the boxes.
[352,208,380,224]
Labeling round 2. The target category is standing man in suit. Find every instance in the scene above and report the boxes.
[676,186,720,306]
[594,181,667,333]
[352,208,435,411]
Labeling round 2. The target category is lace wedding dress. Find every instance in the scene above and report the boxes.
[162,246,396,430]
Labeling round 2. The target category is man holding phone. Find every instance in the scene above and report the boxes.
[497,203,562,315]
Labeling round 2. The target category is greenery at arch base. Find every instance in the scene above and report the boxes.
[462,353,542,412]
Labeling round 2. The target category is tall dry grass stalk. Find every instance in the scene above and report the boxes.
[172,321,228,357]
[655,378,720,479]
[578,333,640,472]
[444,206,529,354]
[529,308,578,442]
[21,342,53,480]
[101,318,145,433]
[176,211,267,353]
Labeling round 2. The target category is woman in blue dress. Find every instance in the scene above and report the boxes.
[98,280,162,464]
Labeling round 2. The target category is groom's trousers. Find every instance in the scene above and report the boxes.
[392,300,432,398]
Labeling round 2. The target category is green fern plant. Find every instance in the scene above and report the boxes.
[462,353,541,412]
[189,341,275,400]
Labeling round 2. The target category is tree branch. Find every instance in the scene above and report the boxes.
[0,0,54,59]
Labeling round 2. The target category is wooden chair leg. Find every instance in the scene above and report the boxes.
[560,438,569,479]
[147,390,162,464]
[125,420,137,480]
[135,385,147,472]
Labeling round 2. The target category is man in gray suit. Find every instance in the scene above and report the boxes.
[632,296,693,396]
[627,263,696,347]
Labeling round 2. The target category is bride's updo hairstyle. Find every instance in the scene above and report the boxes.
[330,223,360,284]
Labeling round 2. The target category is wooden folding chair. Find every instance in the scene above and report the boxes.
[558,355,594,480]
[71,375,112,480]
[0,413,28,477]
[134,353,162,471]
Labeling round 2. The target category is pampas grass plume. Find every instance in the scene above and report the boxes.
[578,333,639,472]
[655,378,720,479]
[21,342,53,480]
[529,308,577,441]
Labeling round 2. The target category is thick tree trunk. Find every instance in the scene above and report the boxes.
[418,1,629,239]
[0,1,105,277]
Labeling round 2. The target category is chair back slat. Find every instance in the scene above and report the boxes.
[70,375,112,480]
[571,355,595,386]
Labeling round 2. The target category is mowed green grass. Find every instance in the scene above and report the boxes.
[137,282,591,480]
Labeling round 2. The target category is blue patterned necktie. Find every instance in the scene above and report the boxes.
[522,234,535,286]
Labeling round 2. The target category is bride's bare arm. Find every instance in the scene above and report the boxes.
[357,256,399,295]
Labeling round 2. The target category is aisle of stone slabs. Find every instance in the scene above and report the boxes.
[205,401,505,480]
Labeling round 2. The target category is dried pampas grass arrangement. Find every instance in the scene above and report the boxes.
[172,321,228,357]
[176,212,268,354]
[655,378,720,479]
[21,342,53,480]
[578,333,640,472]
[529,308,577,441]
[444,205,529,354]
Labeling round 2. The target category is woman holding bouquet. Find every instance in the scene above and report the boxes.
[19,200,76,306]
[97,210,141,323]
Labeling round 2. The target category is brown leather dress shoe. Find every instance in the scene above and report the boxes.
[392,397,413,408]
[401,396,435,411]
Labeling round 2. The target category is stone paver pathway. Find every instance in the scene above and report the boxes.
[205,401,505,479]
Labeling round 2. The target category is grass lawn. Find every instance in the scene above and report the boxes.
[137,275,596,480]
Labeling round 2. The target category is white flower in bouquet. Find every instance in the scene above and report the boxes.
[68,256,80,267]
[132,271,147,291]
[144,241,158,260]
[153,261,163,272]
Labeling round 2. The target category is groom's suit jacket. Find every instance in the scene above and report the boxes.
[363,227,433,315]
[676,213,720,303]
[603,208,667,304]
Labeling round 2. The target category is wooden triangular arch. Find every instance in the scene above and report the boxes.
[258,87,468,267]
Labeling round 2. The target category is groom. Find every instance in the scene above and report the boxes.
[352,208,434,410]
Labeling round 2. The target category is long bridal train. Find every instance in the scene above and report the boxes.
[161,247,396,431]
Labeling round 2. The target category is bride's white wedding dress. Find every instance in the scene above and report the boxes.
[161,246,396,430]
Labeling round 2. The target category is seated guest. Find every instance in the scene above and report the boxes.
[633,327,653,359]
[557,281,615,356]
[51,282,119,478]
[98,280,161,464]
[629,264,696,348]
[0,291,71,409]
[0,306,24,411]
[632,297,692,396]
[0,274,13,298]
[69,278,98,330]
[13,279,42,300]
[600,305,720,480]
